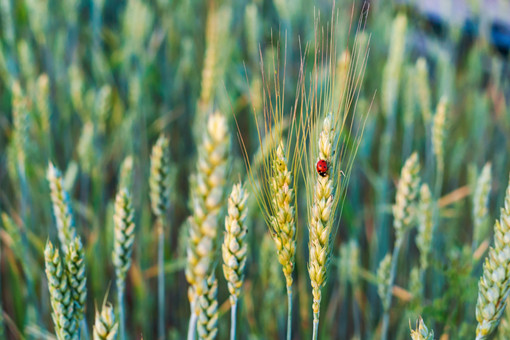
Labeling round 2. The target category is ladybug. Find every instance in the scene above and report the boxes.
[316,159,328,177]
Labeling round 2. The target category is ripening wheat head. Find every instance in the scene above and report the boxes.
[186,112,229,300]
[93,303,118,340]
[475,176,510,339]
[44,241,79,340]
[112,188,136,294]
[222,182,249,303]
[47,162,77,253]
[303,6,370,319]
[149,134,171,218]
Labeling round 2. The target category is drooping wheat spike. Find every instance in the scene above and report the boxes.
[377,253,393,311]
[382,152,420,340]
[65,237,87,324]
[93,303,119,340]
[473,162,492,249]
[410,317,435,340]
[44,241,78,340]
[381,13,408,117]
[222,183,249,340]
[186,112,229,335]
[270,142,296,289]
[392,152,421,242]
[475,176,510,339]
[150,134,171,218]
[112,188,135,340]
[416,183,433,271]
[308,114,335,332]
[196,273,219,340]
[416,58,432,124]
[432,96,448,194]
[149,134,171,340]
[47,162,77,253]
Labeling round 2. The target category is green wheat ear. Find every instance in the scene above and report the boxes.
[149,134,171,218]
[475,176,510,339]
[93,303,119,340]
[410,317,435,340]
[65,237,87,324]
[196,273,219,340]
[47,162,77,253]
[44,241,79,340]
[112,188,136,295]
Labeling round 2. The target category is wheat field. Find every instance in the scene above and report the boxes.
[0,0,510,339]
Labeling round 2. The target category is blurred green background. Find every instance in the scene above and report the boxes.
[0,0,509,339]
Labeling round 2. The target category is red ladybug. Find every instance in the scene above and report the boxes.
[316,159,328,177]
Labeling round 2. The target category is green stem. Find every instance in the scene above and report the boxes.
[287,287,292,340]
[312,312,319,340]
[381,237,403,340]
[230,299,237,340]
[81,318,90,340]
[118,287,125,340]
[158,221,165,340]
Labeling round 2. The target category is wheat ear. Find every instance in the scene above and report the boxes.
[270,142,296,340]
[382,153,420,340]
[196,273,219,340]
[475,176,510,339]
[65,237,87,324]
[112,188,135,340]
[93,303,119,340]
[410,317,435,340]
[47,162,77,253]
[186,112,229,338]
[149,134,171,340]
[44,241,79,340]
[222,183,249,340]
[308,114,335,338]
[473,162,492,249]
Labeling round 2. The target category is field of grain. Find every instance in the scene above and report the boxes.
[0,0,509,339]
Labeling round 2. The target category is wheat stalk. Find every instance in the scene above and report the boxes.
[222,183,249,340]
[475,176,510,339]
